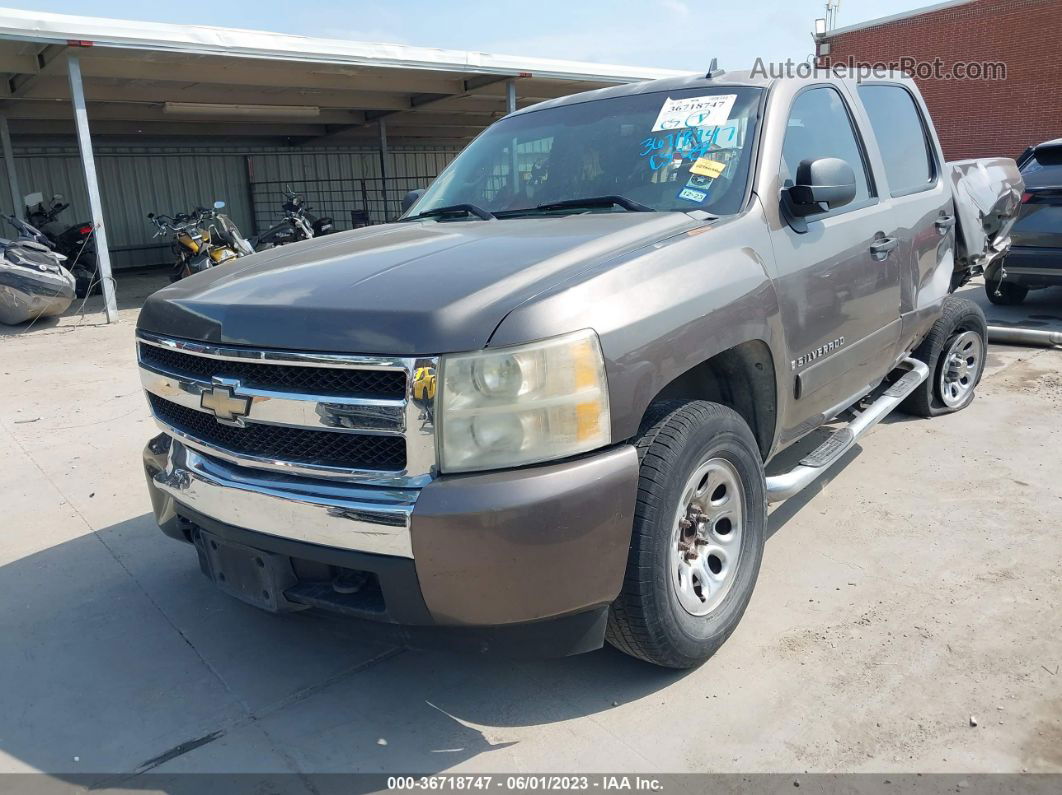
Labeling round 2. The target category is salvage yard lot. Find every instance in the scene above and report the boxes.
[0,282,1060,781]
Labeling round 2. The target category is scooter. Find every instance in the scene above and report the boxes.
[23,191,98,298]
[253,190,335,251]
[0,214,75,325]
[148,201,253,281]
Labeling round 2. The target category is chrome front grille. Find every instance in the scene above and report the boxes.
[147,394,408,471]
[137,331,437,487]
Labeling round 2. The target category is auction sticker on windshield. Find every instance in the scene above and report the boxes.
[690,157,726,178]
[651,94,736,132]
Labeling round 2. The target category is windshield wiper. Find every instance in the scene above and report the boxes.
[533,195,654,213]
[404,203,496,221]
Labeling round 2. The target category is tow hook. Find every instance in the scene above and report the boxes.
[332,570,369,594]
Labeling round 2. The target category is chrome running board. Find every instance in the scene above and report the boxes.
[765,357,929,503]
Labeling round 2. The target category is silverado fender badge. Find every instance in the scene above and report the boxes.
[792,337,845,370]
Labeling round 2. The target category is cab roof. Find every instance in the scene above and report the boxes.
[511,68,918,117]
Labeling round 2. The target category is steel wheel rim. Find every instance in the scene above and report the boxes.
[939,330,983,407]
[669,457,745,617]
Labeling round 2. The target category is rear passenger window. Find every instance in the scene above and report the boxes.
[858,85,935,196]
[781,87,872,211]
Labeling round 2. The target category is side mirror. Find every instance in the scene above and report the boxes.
[147,212,155,219]
[786,157,857,217]
[401,188,426,214]
[214,200,226,210]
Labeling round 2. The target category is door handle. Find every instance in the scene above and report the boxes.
[935,215,955,233]
[870,236,898,260]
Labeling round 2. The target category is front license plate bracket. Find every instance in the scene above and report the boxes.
[193,530,303,612]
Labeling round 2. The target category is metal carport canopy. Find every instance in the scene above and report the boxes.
[0,7,686,322]
[0,7,686,144]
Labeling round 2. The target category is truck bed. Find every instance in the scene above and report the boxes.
[949,157,1025,281]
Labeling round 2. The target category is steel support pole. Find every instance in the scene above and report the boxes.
[67,53,117,322]
[506,79,517,115]
[0,115,21,218]
[378,118,390,221]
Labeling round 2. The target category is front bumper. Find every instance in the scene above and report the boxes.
[144,434,639,656]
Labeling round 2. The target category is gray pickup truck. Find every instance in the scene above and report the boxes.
[138,70,1022,668]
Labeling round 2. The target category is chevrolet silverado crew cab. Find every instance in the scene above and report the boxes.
[138,70,1022,668]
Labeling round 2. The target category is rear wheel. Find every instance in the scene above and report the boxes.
[606,400,766,668]
[900,296,987,417]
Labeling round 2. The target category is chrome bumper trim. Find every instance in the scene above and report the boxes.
[152,440,417,558]
[1002,266,1062,277]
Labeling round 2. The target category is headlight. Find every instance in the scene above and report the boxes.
[437,329,611,473]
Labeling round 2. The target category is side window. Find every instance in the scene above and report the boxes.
[858,84,935,196]
[781,87,872,211]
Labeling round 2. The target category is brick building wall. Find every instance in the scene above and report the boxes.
[820,0,1062,160]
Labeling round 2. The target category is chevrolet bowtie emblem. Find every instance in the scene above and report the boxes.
[200,383,251,422]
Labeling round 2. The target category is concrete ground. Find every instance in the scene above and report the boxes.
[0,275,1059,784]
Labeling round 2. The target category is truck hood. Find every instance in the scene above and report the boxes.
[138,212,700,354]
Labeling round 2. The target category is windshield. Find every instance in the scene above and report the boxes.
[409,86,763,218]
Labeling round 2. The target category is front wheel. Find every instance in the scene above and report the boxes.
[606,401,766,669]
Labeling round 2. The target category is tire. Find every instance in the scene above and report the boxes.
[606,400,766,668]
[985,275,1028,306]
[900,296,987,418]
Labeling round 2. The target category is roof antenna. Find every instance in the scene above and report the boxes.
[705,58,723,78]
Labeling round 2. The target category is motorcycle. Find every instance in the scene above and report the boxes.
[0,214,75,325]
[148,201,253,282]
[23,191,99,298]
[253,189,335,251]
